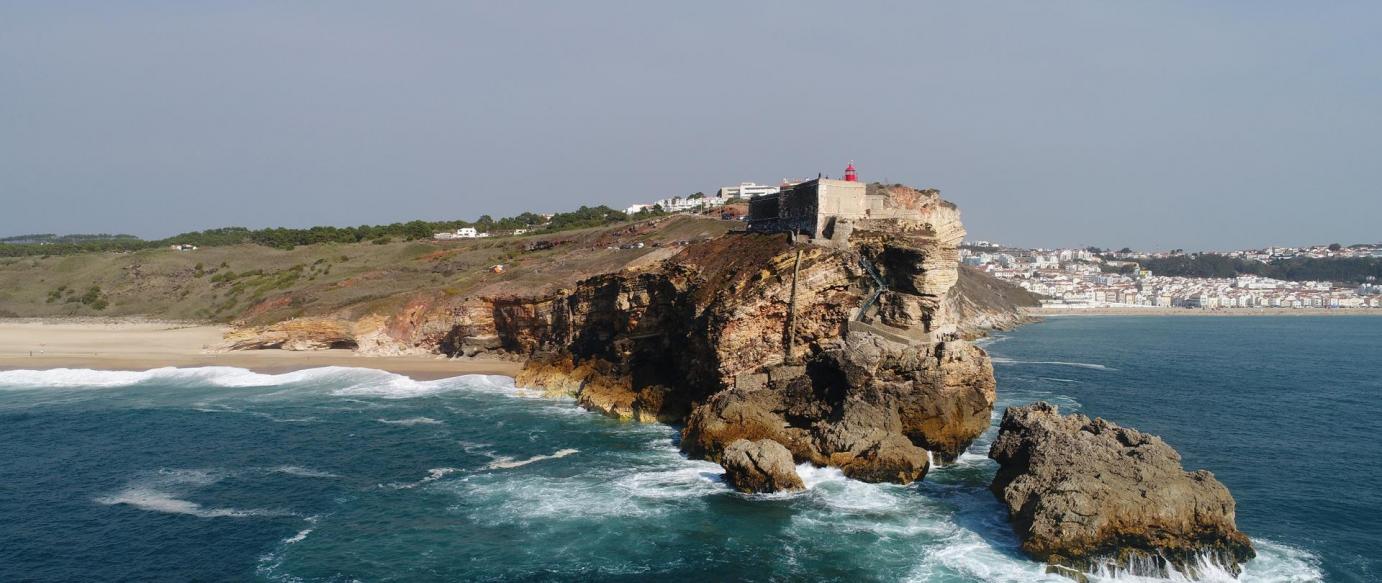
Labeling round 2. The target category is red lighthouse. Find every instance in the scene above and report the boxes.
[844,161,858,182]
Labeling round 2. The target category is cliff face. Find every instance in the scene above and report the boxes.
[501,186,994,483]
[224,186,1001,484]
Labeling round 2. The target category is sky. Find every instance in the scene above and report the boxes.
[2,2,1379,251]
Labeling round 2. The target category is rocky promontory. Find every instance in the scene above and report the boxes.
[988,402,1255,579]
[220,184,1014,487]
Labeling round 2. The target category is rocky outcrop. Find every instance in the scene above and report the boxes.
[988,402,1255,579]
[219,318,359,351]
[221,185,1012,486]
[720,439,805,493]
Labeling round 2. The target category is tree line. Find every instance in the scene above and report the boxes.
[0,205,634,257]
[1132,254,1381,284]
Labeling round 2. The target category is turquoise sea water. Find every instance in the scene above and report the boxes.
[0,316,1374,582]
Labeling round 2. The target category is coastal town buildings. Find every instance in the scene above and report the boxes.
[960,242,1382,310]
[623,178,810,217]
[624,193,733,216]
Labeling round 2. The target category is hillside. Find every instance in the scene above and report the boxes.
[0,216,732,323]
[948,265,1043,335]
[1126,253,1382,284]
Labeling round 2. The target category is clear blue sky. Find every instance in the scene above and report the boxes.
[2,1,1379,250]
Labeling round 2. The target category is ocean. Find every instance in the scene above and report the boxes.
[0,316,1374,582]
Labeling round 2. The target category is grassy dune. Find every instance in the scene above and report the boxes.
[0,216,733,324]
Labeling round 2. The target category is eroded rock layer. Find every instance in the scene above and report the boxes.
[988,402,1255,579]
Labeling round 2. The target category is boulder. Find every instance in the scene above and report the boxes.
[988,402,1255,579]
[721,439,805,494]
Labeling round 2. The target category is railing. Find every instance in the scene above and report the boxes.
[857,255,888,321]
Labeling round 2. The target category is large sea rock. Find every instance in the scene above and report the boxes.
[720,439,805,493]
[988,402,1255,579]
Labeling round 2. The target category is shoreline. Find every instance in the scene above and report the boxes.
[0,320,521,380]
[1026,306,1382,317]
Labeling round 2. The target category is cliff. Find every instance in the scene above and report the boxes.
[224,185,1007,484]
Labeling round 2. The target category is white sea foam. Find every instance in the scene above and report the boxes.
[96,488,276,518]
[614,461,727,499]
[1237,540,1325,583]
[990,357,1116,371]
[1068,540,1320,583]
[389,467,464,490]
[282,528,313,545]
[906,528,1067,582]
[0,366,524,399]
[0,367,177,388]
[974,334,1010,347]
[376,416,444,426]
[0,365,378,389]
[266,465,339,479]
[333,372,531,399]
[95,468,287,518]
[453,472,668,522]
[1039,377,1079,383]
[950,451,993,468]
[484,448,579,470]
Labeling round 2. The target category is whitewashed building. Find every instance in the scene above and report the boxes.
[716,182,781,199]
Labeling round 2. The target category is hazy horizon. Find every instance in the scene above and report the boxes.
[3,2,1379,250]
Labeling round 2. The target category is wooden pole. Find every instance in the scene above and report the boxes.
[786,248,803,362]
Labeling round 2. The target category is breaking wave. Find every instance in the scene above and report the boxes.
[0,366,525,397]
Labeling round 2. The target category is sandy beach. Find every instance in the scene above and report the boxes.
[1027,306,1382,317]
[0,320,521,380]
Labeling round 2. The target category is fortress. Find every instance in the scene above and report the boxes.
[747,163,960,248]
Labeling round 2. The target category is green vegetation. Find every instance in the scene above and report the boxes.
[43,284,107,310]
[0,206,632,257]
[1135,254,1382,284]
[0,233,140,245]
[0,215,734,324]
[629,204,669,220]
